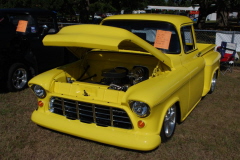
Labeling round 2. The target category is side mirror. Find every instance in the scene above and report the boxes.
[40,25,48,36]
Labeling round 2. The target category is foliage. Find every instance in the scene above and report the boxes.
[148,0,166,6]
[192,0,240,29]
[89,1,116,14]
[0,0,192,14]
[1,0,238,28]
[0,0,64,10]
[0,0,169,22]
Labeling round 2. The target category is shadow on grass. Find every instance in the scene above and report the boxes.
[37,125,159,154]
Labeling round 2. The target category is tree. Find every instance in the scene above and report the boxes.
[216,0,229,28]
[0,0,65,10]
[179,0,192,6]
[192,0,240,29]
[117,0,147,13]
[149,0,166,6]
[69,0,91,23]
[167,0,176,6]
[191,0,217,29]
[0,0,31,8]
[31,0,64,10]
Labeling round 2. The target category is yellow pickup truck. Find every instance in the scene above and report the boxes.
[29,14,221,151]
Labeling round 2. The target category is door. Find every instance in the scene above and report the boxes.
[180,25,205,110]
[29,14,66,73]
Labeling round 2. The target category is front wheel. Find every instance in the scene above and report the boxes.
[7,63,29,92]
[160,105,177,142]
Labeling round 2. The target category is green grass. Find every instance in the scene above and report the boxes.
[0,67,240,160]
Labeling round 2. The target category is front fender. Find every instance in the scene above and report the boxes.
[123,65,190,108]
[154,98,180,135]
[28,68,65,91]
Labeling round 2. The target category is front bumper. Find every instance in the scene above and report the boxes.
[31,110,161,151]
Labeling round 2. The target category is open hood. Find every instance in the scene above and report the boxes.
[43,24,173,69]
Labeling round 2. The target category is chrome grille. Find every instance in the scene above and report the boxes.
[49,97,133,129]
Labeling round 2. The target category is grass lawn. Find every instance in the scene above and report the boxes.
[0,67,240,160]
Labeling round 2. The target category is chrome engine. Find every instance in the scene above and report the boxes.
[101,66,149,91]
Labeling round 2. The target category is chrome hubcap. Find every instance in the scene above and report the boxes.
[211,72,217,91]
[12,68,27,89]
[164,105,176,137]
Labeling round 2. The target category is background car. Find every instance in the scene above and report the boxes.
[0,8,76,92]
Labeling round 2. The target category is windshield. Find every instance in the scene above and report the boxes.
[102,20,180,54]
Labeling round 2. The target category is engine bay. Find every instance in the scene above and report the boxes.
[71,65,149,91]
[63,51,160,92]
[101,66,149,91]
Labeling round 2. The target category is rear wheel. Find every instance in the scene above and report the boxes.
[160,105,177,142]
[209,71,217,94]
[7,63,29,92]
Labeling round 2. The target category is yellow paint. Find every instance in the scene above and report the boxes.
[29,14,220,151]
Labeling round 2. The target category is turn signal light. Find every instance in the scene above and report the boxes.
[138,120,145,128]
[38,101,44,107]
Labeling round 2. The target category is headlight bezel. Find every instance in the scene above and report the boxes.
[31,84,46,99]
[130,101,150,118]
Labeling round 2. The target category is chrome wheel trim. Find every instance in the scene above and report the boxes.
[12,68,28,89]
[210,72,217,92]
[163,105,176,138]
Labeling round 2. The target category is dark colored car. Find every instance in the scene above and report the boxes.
[0,8,76,92]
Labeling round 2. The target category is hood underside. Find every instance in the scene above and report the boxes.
[43,24,173,68]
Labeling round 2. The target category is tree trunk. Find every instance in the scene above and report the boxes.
[79,0,90,23]
[196,8,207,29]
[193,0,218,29]
[216,10,229,28]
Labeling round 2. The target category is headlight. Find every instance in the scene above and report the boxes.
[130,101,150,118]
[31,85,46,99]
